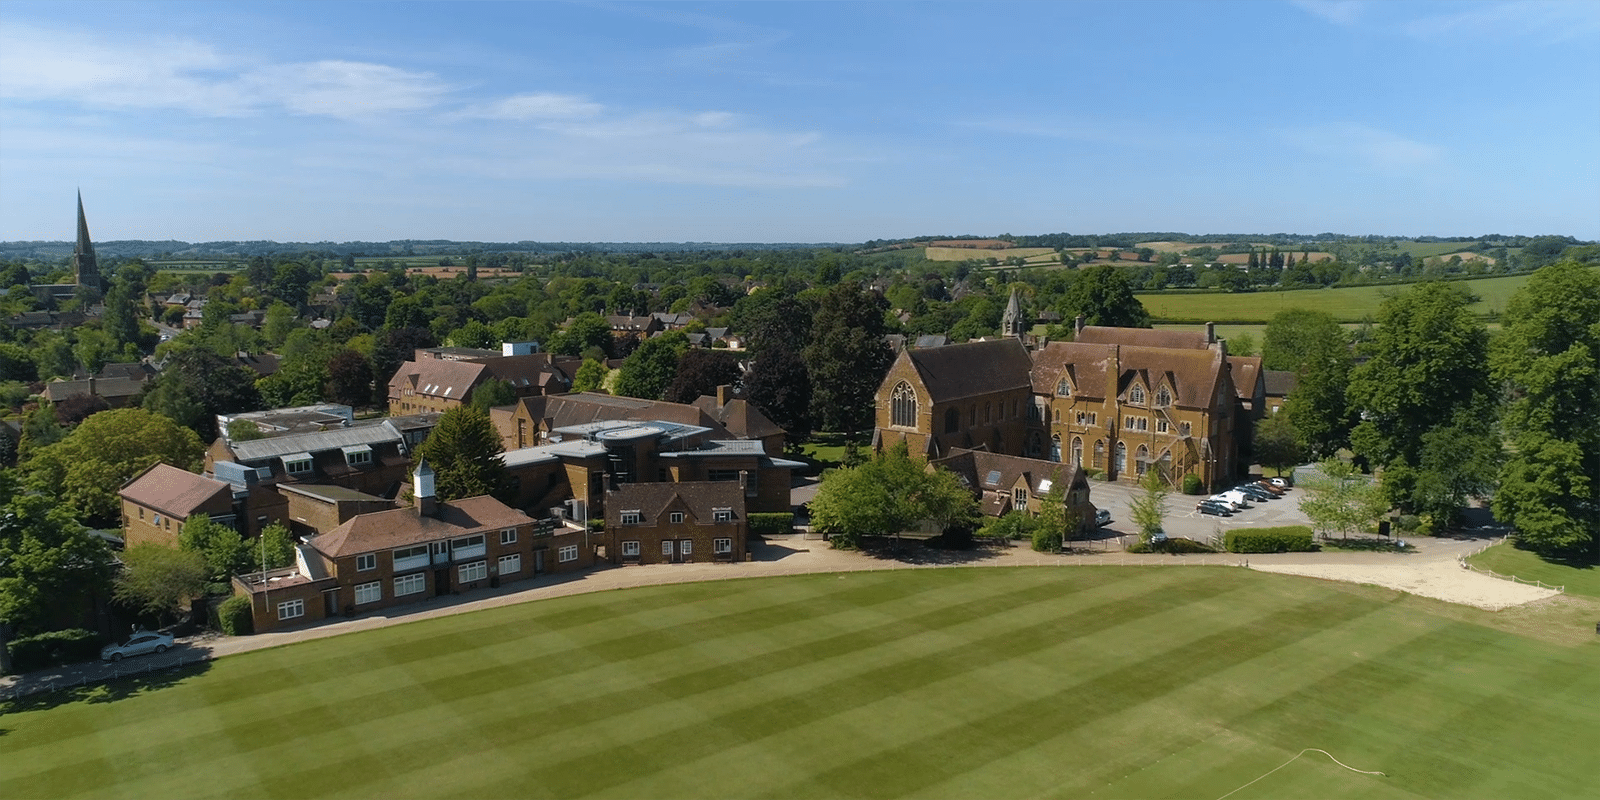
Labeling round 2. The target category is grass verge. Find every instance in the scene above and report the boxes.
[1467,541,1600,598]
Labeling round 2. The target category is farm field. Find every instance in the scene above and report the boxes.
[925,246,1058,263]
[3,567,1596,799]
[1137,272,1542,323]
[1468,542,1600,599]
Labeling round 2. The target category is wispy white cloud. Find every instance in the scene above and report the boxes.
[0,23,448,119]
[455,92,604,120]
[1282,122,1442,170]
[1289,0,1368,26]
[1401,1,1600,41]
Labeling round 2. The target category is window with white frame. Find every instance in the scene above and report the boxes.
[394,572,426,596]
[451,534,486,560]
[670,511,685,524]
[621,540,641,557]
[1056,378,1071,396]
[498,553,521,575]
[355,581,382,605]
[713,507,732,522]
[283,455,313,476]
[393,545,429,572]
[1157,419,1169,433]
[661,540,674,556]
[343,446,372,467]
[1014,487,1028,507]
[1130,385,1146,405]
[714,538,732,554]
[277,598,305,620]
[500,528,517,545]
[459,560,487,583]
[620,510,642,525]
[558,545,578,562]
[357,553,376,571]
[680,540,692,555]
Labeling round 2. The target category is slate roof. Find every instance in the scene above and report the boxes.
[118,463,231,518]
[931,448,1084,500]
[518,392,730,436]
[389,359,489,400]
[605,481,744,522]
[690,397,785,441]
[1264,370,1299,396]
[1073,326,1210,351]
[310,496,531,558]
[228,421,404,462]
[1030,342,1226,408]
[901,338,1034,402]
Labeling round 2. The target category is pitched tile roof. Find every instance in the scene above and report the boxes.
[605,481,745,522]
[1074,326,1209,350]
[310,496,531,558]
[118,463,232,518]
[1030,342,1227,408]
[1264,370,1299,396]
[900,338,1034,403]
[931,448,1085,500]
[388,359,489,400]
[1228,356,1263,400]
[690,397,784,441]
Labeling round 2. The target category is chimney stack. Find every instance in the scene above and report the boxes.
[413,457,437,517]
[1206,322,1215,343]
[1074,315,1086,337]
[716,384,734,407]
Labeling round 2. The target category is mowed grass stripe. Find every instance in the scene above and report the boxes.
[2,568,1596,800]
[2,569,1132,797]
[373,569,1231,799]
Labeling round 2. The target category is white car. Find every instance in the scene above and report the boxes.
[101,631,174,662]
[1269,477,1291,489]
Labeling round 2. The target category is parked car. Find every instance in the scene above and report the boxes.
[1269,477,1291,489]
[1238,486,1274,502]
[1253,481,1285,496]
[1095,508,1112,527]
[1196,501,1232,517]
[101,631,174,662]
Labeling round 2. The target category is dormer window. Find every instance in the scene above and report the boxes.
[1056,378,1071,397]
[342,445,372,467]
[620,510,642,525]
[1129,385,1146,405]
[713,507,733,522]
[282,453,313,476]
[1156,386,1172,406]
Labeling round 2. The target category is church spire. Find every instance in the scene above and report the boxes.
[1001,286,1025,338]
[71,191,103,298]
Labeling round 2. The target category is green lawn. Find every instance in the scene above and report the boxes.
[1137,272,1544,323]
[1468,541,1600,598]
[3,568,1596,799]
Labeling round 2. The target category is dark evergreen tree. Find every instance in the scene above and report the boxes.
[413,405,511,503]
[803,283,893,435]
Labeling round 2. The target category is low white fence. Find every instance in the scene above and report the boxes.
[0,650,214,705]
[1458,536,1564,592]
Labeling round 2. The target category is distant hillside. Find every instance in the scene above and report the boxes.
[0,239,844,261]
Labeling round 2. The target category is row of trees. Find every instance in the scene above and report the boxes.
[1266,262,1599,559]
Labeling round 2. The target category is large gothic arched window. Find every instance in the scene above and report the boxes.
[1116,441,1128,474]
[1050,434,1061,462]
[1072,437,1083,468]
[891,382,917,428]
[1156,385,1172,407]
[1129,385,1146,405]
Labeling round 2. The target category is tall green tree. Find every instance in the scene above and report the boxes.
[1255,412,1304,476]
[745,343,812,444]
[1263,308,1356,458]
[1128,468,1169,543]
[614,330,689,400]
[666,349,742,405]
[1347,282,1493,518]
[179,515,252,584]
[115,543,209,623]
[1299,459,1389,540]
[1060,265,1151,328]
[1491,262,1600,559]
[138,348,263,443]
[809,442,976,550]
[803,283,893,435]
[23,408,206,525]
[0,471,115,638]
[570,358,609,394]
[413,405,510,503]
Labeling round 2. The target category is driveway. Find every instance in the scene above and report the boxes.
[1088,478,1312,546]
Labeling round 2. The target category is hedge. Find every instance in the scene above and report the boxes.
[1181,474,1205,495]
[748,513,794,536]
[1224,526,1316,553]
[216,595,254,636]
[6,628,102,674]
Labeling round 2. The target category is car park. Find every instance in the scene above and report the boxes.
[1196,501,1232,517]
[101,630,174,662]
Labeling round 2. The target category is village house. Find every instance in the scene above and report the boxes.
[118,464,236,547]
[930,448,1098,536]
[603,481,748,565]
[387,345,578,416]
[231,460,593,633]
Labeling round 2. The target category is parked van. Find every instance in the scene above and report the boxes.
[1213,490,1251,510]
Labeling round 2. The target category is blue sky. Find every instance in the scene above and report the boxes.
[2,0,1596,243]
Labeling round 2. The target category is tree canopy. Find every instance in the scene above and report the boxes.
[413,405,510,503]
[804,283,893,435]
[0,471,115,636]
[24,408,206,525]
[1060,265,1150,329]
[809,442,976,549]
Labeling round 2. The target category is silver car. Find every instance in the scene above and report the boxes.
[101,631,174,662]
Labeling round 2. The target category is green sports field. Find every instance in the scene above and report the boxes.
[3,567,1597,799]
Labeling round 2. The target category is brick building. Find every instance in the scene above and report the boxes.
[603,481,748,565]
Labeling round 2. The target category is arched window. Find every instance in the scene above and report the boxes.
[1156,385,1172,407]
[1072,437,1083,468]
[1056,378,1071,397]
[944,408,960,434]
[1116,441,1127,474]
[1076,411,1086,425]
[984,403,992,423]
[1130,385,1146,405]
[891,381,917,428]
[1053,408,1060,423]
[1050,434,1061,462]
[1136,444,1150,476]
[1093,441,1105,468]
